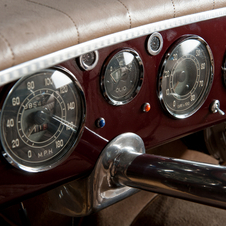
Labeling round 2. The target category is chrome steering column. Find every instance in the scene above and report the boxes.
[48,132,226,216]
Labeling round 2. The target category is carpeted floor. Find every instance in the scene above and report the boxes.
[131,194,226,226]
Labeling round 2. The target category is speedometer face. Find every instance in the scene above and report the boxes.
[0,67,86,172]
[158,36,214,118]
[101,49,143,105]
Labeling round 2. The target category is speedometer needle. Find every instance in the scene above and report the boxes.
[52,115,77,132]
[173,81,179,91]
[26,124,37,137]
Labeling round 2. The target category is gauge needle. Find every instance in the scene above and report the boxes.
[26,124,37,137]
[173,81,179,91]
[52,115,77,132]
[110,73,117,83]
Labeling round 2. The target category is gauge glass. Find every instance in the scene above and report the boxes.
[158,36,214,118]
[101,49,143,105]
[0,67,86,172]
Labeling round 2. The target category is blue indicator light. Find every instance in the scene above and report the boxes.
[96,118,105,128]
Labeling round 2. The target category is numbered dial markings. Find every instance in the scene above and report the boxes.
[101,49,143,105]
[159,36,214,118]
[0,68,85,172]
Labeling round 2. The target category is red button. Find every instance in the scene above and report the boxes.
[143,103,151,112]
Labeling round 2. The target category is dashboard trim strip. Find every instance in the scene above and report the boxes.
[0,7,226,86]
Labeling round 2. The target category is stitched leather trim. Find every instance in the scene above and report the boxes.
[0,7,226,86]
[0,32,15,67]
[170,0,176,18]
[26,0,80,44]
[117,0,132,29]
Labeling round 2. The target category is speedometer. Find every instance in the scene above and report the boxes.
[0,67,86,172]
[158,36,214,118]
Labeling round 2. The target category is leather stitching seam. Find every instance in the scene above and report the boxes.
[117,0,132,29]
[170,0,176,18]
[26,0,80,44]
[0,32,15,67]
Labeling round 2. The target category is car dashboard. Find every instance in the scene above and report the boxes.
[1,0,226,225]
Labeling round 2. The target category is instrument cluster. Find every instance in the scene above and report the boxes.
[0,18,226,173]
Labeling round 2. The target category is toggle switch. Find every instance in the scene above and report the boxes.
[210,100,225,115]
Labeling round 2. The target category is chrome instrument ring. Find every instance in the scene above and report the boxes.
[0,66,86,172]
[158,35,214,119]
[100,48,144,106]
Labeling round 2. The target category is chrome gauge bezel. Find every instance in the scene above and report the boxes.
[0,66,86,172]
[158,35,214,119]
[147,32,163,56]
[79,50,99,71]
[100,49,144,106]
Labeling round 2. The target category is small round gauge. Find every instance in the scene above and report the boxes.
[158,36,214,118]
[0,67,86,172]
[147,32,163,55]
[79,50,99,71]
[101,49,143,105]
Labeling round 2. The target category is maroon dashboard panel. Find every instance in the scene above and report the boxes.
[65,17,226,148]
[0,17,226,207]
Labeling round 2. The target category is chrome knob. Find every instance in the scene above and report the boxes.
[210,100,225,115]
